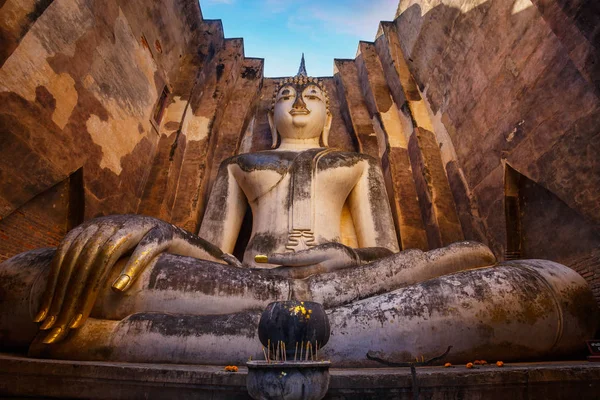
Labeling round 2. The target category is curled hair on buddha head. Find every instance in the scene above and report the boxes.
[268,54,332,149]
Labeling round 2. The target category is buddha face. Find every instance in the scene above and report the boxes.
[270,83,331,144]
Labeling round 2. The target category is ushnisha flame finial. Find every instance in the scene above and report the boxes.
[270,54,330,113]
[297,53,307,77]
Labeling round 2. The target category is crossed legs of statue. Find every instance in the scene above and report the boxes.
[0,242,596,366]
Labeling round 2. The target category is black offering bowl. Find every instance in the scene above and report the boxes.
[258,300,330,359]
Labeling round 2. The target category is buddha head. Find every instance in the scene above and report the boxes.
[268,56,332,148]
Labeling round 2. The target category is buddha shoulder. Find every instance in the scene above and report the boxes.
[220,149,377,175]
[316,150,377,172]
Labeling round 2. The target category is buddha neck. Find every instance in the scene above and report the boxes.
[276,136,322,151]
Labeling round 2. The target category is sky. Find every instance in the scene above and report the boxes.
[199,0,399,77]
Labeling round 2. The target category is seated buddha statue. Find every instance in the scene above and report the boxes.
[0,65,596,366]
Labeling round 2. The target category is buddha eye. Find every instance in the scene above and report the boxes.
[279,88,294,101]
[304,87,321,101]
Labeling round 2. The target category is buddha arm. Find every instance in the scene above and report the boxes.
[198,161,248,254]
[347,157,400,253]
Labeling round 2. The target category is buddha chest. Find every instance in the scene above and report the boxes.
[230,149,367,252]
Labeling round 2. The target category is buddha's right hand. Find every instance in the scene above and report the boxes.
[33,214,224,344]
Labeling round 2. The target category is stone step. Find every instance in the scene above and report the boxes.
[1,354,599,399]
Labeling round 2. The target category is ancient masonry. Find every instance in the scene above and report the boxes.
[0,0,599,301]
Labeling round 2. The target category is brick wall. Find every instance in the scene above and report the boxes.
[570,249,600,308]
[0,180,69,262]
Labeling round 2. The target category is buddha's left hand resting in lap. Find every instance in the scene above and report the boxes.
[0,71,596,366]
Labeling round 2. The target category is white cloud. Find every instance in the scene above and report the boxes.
[301,0,398,40]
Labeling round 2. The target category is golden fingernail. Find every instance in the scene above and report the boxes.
[69,313,84,329]
[255,254,268,263]
[34,308,48,323]
[40,315,56,330]
[43,327,63,344]
[112,274,131,292]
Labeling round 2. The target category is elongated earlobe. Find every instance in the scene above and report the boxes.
[267,112,278,149]
[321,112,333,147]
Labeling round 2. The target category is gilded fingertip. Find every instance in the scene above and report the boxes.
[69,313,84,329]
[34,308,48,323]
[40,315,56,330]
[43,327,63,344]
[112,274,131,292]
[255,254,269,263]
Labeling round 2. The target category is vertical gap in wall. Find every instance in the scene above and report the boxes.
[504,164,522,260]
[232,208,253,262]
[381,149,404,249]
[67,168,85,231]
[151,85,170,135]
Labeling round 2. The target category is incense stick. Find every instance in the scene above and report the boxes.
[282,342,286,362]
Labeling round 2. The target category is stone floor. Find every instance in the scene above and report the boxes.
[1,353,599,399]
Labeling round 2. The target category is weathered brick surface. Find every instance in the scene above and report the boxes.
[247,78,278,152]
[0,179,69,262]
[374,22,410,107]
[334,59,379,159]
[0,0,54,67]
[169,39,244,232]
[205,58,263,198]
[445,160,488,244]
[531,0,600,96]
[137,130,180,220]
[383,148,428,250]
[569,248,600,307]
[322,78,357,152]
[0,0,215,223]
[394,0,600,266]
[355,40,427,250]
[517,169,600,265]
[356,42,395,122]
[408,128,464,248]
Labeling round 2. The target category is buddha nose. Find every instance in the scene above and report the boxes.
[292,94,308,111]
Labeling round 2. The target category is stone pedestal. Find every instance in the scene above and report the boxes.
[1,354,600,399]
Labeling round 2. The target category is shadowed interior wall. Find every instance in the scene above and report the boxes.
[0,179,68,263]
[393,0,599,301]
[0,0,216,260]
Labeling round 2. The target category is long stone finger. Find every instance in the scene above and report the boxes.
[40,224,100,330]
[34,225,85,323]
[272,259,340,279]
[111,225,172,292]
[69,226,152,329]
[50,224,120,337]
[264,249,328,267]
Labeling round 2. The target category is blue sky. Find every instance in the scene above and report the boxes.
[199,0,399,77]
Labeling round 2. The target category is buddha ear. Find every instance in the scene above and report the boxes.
[267,111,278,149]
[321,112,333,147]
